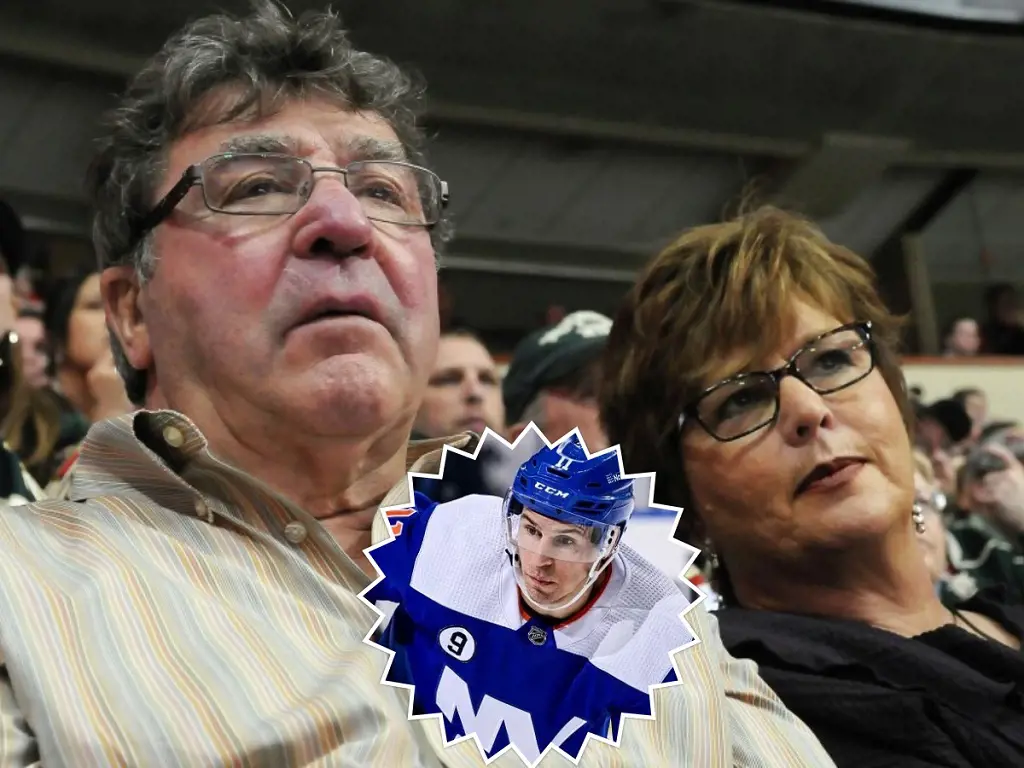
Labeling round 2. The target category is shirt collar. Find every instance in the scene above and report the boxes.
[68,409,479,516]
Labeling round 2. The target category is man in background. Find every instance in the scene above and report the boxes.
[502,310,611,451]
[413,328,504,439]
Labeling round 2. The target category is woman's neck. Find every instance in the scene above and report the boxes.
[731,532,950,638]
[57,367,93,420]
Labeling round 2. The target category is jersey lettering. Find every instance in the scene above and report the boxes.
[386,508,417,536]
[435,665,586,763]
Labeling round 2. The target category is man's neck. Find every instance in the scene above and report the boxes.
[730,532,950,638]
[154,391,411,572]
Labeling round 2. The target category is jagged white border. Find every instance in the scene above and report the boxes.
[358,423,706,768]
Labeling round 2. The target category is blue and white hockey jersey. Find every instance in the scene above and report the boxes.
[365,492,696,764]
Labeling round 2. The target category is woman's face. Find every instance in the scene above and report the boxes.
[65,274,107,371]
[682,300,915,575]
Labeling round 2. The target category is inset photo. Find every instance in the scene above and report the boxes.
[360,427,704,766]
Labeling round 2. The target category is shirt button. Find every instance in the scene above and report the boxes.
[194,498,210,521]
[284,522,308,544]
[162,426,185,448]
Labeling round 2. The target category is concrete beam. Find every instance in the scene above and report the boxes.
[767,132,913,219]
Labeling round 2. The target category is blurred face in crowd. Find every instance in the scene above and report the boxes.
[14,315,48,388]
[538,390,608,453]
[682,300,914,577]
[515,509,603,614]
[415,333,504,437]
[946,318,980,356]
[913,466,949,586]
[104,97,439,439]
[963,391,988,433]
[66,274,109,371]
[915,417,959,496]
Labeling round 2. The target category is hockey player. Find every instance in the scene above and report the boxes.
[364,434,696,764]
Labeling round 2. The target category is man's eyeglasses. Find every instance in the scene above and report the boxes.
[678,321,875,443]
[127,152,450,249]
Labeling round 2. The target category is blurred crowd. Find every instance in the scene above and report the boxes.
[0,199,133,498]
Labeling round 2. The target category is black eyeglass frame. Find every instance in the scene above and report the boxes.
[676,320,876,443]
[126,151,450,250]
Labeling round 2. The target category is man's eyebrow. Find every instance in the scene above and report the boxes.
[336,135,409,164]
[216,134,298,156]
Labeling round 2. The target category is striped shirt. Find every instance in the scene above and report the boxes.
[0,410,836,768]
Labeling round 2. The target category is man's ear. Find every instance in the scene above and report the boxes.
[100,266,152,372]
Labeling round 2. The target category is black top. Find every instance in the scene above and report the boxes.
[716,592,1024,768]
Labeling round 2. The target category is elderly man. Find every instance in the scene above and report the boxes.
[0,3,834,767]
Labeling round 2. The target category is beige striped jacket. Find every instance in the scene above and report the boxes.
[0,410,836,768]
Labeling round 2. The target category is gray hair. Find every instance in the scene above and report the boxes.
[86,0,452,405]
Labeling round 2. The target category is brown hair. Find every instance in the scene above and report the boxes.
[912,449,935,485]
[1,334,61,470]
[599,205,912,547]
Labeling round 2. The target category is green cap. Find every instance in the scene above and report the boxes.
[502,310,613,425]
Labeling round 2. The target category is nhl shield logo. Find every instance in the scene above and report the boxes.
[527,625,547,646]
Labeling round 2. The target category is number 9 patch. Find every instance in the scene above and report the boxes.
[438,626,476,662]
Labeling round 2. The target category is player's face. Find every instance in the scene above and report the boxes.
[516,510,598,607]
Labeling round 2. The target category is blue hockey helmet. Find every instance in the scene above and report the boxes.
[507,434,635,529]
[504,435,635,613]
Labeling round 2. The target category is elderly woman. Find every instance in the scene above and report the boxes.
[600,206,1024,767]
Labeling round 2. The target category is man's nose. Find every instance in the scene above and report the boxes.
[291,176,374,258]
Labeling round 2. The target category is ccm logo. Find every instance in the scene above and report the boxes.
[534,482,569,498]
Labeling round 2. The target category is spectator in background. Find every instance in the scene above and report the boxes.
[981,283,1024,355]
[412,328,504,439]
[502,310,611,451]
[43,271,133,424]
[13,308,49,389]
[950,429,1024,603]
[914,397,972,497]
[942,316,981,357]
[952,387,988,442]
[913,449,979,606]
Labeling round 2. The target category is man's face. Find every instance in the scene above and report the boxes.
[516,509,598,607]
[414,334,504,437]
[540,390,608,452]
[108,97,439,439]
[915,417,957,495]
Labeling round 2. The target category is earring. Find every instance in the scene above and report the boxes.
[703,538,720,570]
[912,503,926,535]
